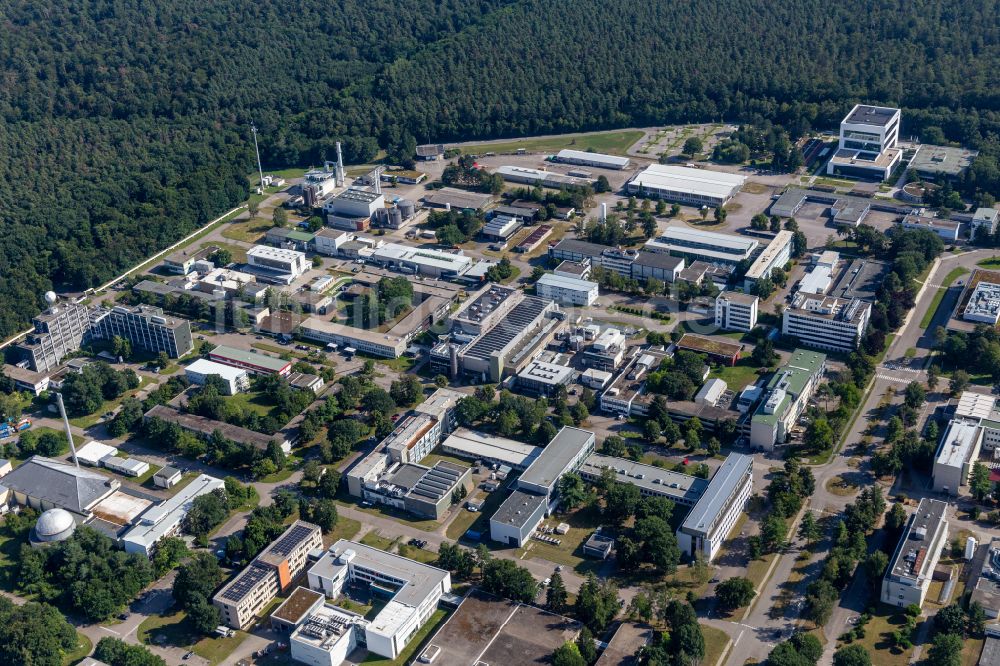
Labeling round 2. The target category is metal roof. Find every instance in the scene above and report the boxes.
[629,165,746,200]
[3,456,119,516]
[209,345,291,372]
[680,453,752,537]
[517,426,594,492]
[555,149,630,168]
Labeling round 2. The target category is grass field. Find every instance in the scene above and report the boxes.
[977,257,1000,270]
[198,240,248,263]
[825,475,860,497]
[138,609,247,665]
[30,426,84,450]
[709,358,764,391]
[227,390,276,417]
[516,505,605,574]
[324,517,362,547]
[459,129,644,157]
[842,604,915,666]
[920,266,969,328]
[222,217,272,243]
[360,530,398,552]
[701,624,732,666]
[362,609,448,665]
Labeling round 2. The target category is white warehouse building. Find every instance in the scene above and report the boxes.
[626,164,746,207]
[645,226,758,266]
[743,231,794,289]
[535,273,599,306]
[553,149,631,170]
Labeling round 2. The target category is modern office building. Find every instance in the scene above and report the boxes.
[306,540,451,661]
[121,474,225,557]
[547,238,609,265]
[345,450,472,521]
[882,498,949,608]
[714,292,759,332]
[743,231,793,289]
[535,273,599,306]
[963,280,1000,325]
[598,348,670,416]
[208,344,292,376]
[16,298,96,372]
[750,349,827,451]
[625,164,746,206]
[782,294,871,352]
[184,358,250,395]
[490,427,596,546]
[676,453,754,561]
[554,149,630,170]
[214,521,324,629]
[92,305,194,359]
[247,246,309,280]
[827,104,903,181]
[644,226,758,266]
[932,419,983,495]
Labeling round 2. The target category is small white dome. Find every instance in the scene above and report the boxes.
[35,508,75,538]
[44,291,58,305]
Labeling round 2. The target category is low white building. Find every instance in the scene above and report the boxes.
[677,453,754,561]
[440,428,541,471]
[122,474,225,557]
[743,231,793,289]
[76,441,119,467]
[369,242,472,278]
[535,273,599,306]
[972,208,999,238]
[714,292,758,332]
[626,164,746,207]
[185,358,250,395]
[882,498,949,608]
[695,378,727,407]
[554,149,630,170]
[102,456,150,478]
[954,391,1000,451]
[247,245,309,279]
[932,419,983,495]
[306,540,451,661]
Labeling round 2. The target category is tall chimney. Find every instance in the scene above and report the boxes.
[335,142,345,187]
[56,393,79,468]
[600,202,607,223]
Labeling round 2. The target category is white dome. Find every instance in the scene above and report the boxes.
[44,291,57,305]
[35,508,75,539]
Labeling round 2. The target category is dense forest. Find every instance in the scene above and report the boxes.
[2,0,1000,338]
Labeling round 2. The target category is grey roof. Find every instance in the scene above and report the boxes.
[845,104,898,127]
[680,453,752,537]
[887,498,949,582]
[633,251,684,271]
[518,427,594,492]
[3,456,119,516]
[491,488,547,528]
[981,637,1000,666]
[550,238,607,259]
[580,454,708,505]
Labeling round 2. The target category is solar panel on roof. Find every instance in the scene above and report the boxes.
[268,524,315,557]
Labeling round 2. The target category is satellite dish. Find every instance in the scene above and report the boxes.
[44,291,57,305]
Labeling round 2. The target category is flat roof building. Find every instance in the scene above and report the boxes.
[901,214,962,242]
[122,474,225,557]
[494,166,593,189]
[677,453,754,561]
[306,540,451,661]
[16,300,97,373]
[214,521,324,630]
[517,359,576,396]
[92,304,193,360]
[743,231,794,288]
[536,273,599,307]
[973,208,1000,238]
[968,538,1000,620]
[422,188,493,211]
[933,419,983,495]
[185,358,250,395]
[490,427,596,546]
[143,404,290,453]
[828,104,902,181]
[715,291,759,332]
[247,245,309,280]
[579,453,709,506]
[675,333,743,366]
[209,344,292,376]
[368,242,472,279]
[626,165,746,207]
[750,349,827,451]
[645,226,758,266]
[631,251,685,284]
[882,498,949,608]
[909,144,978,181]
[440,428,542,470]
[782,294,871,352]
[554,149,630,170]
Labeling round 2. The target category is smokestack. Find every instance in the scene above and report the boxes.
[56,393,79,468]
[373,166,382,195]
[335,141,345,187]
[449,344,459,379]
[600,203,607,223]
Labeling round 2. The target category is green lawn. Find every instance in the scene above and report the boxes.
[62,631,93,666]
[919,266,969,328]
[362,609,449,665]
[396,543,438,564]
[977,257,1000,270]
[840,604,915,666]
[325,517,362,546]
[701,624,731,666]
[198,240,248,263]
[227,390,276,417]
[515,504,605,575]
[29,426,85,450]
[222,217,272,243]
[138,609,247,665]
[360,530,398,552]
[459,130,644,157]
[708,358,764,391]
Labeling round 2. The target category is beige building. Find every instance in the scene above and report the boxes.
[214,521,323,630]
